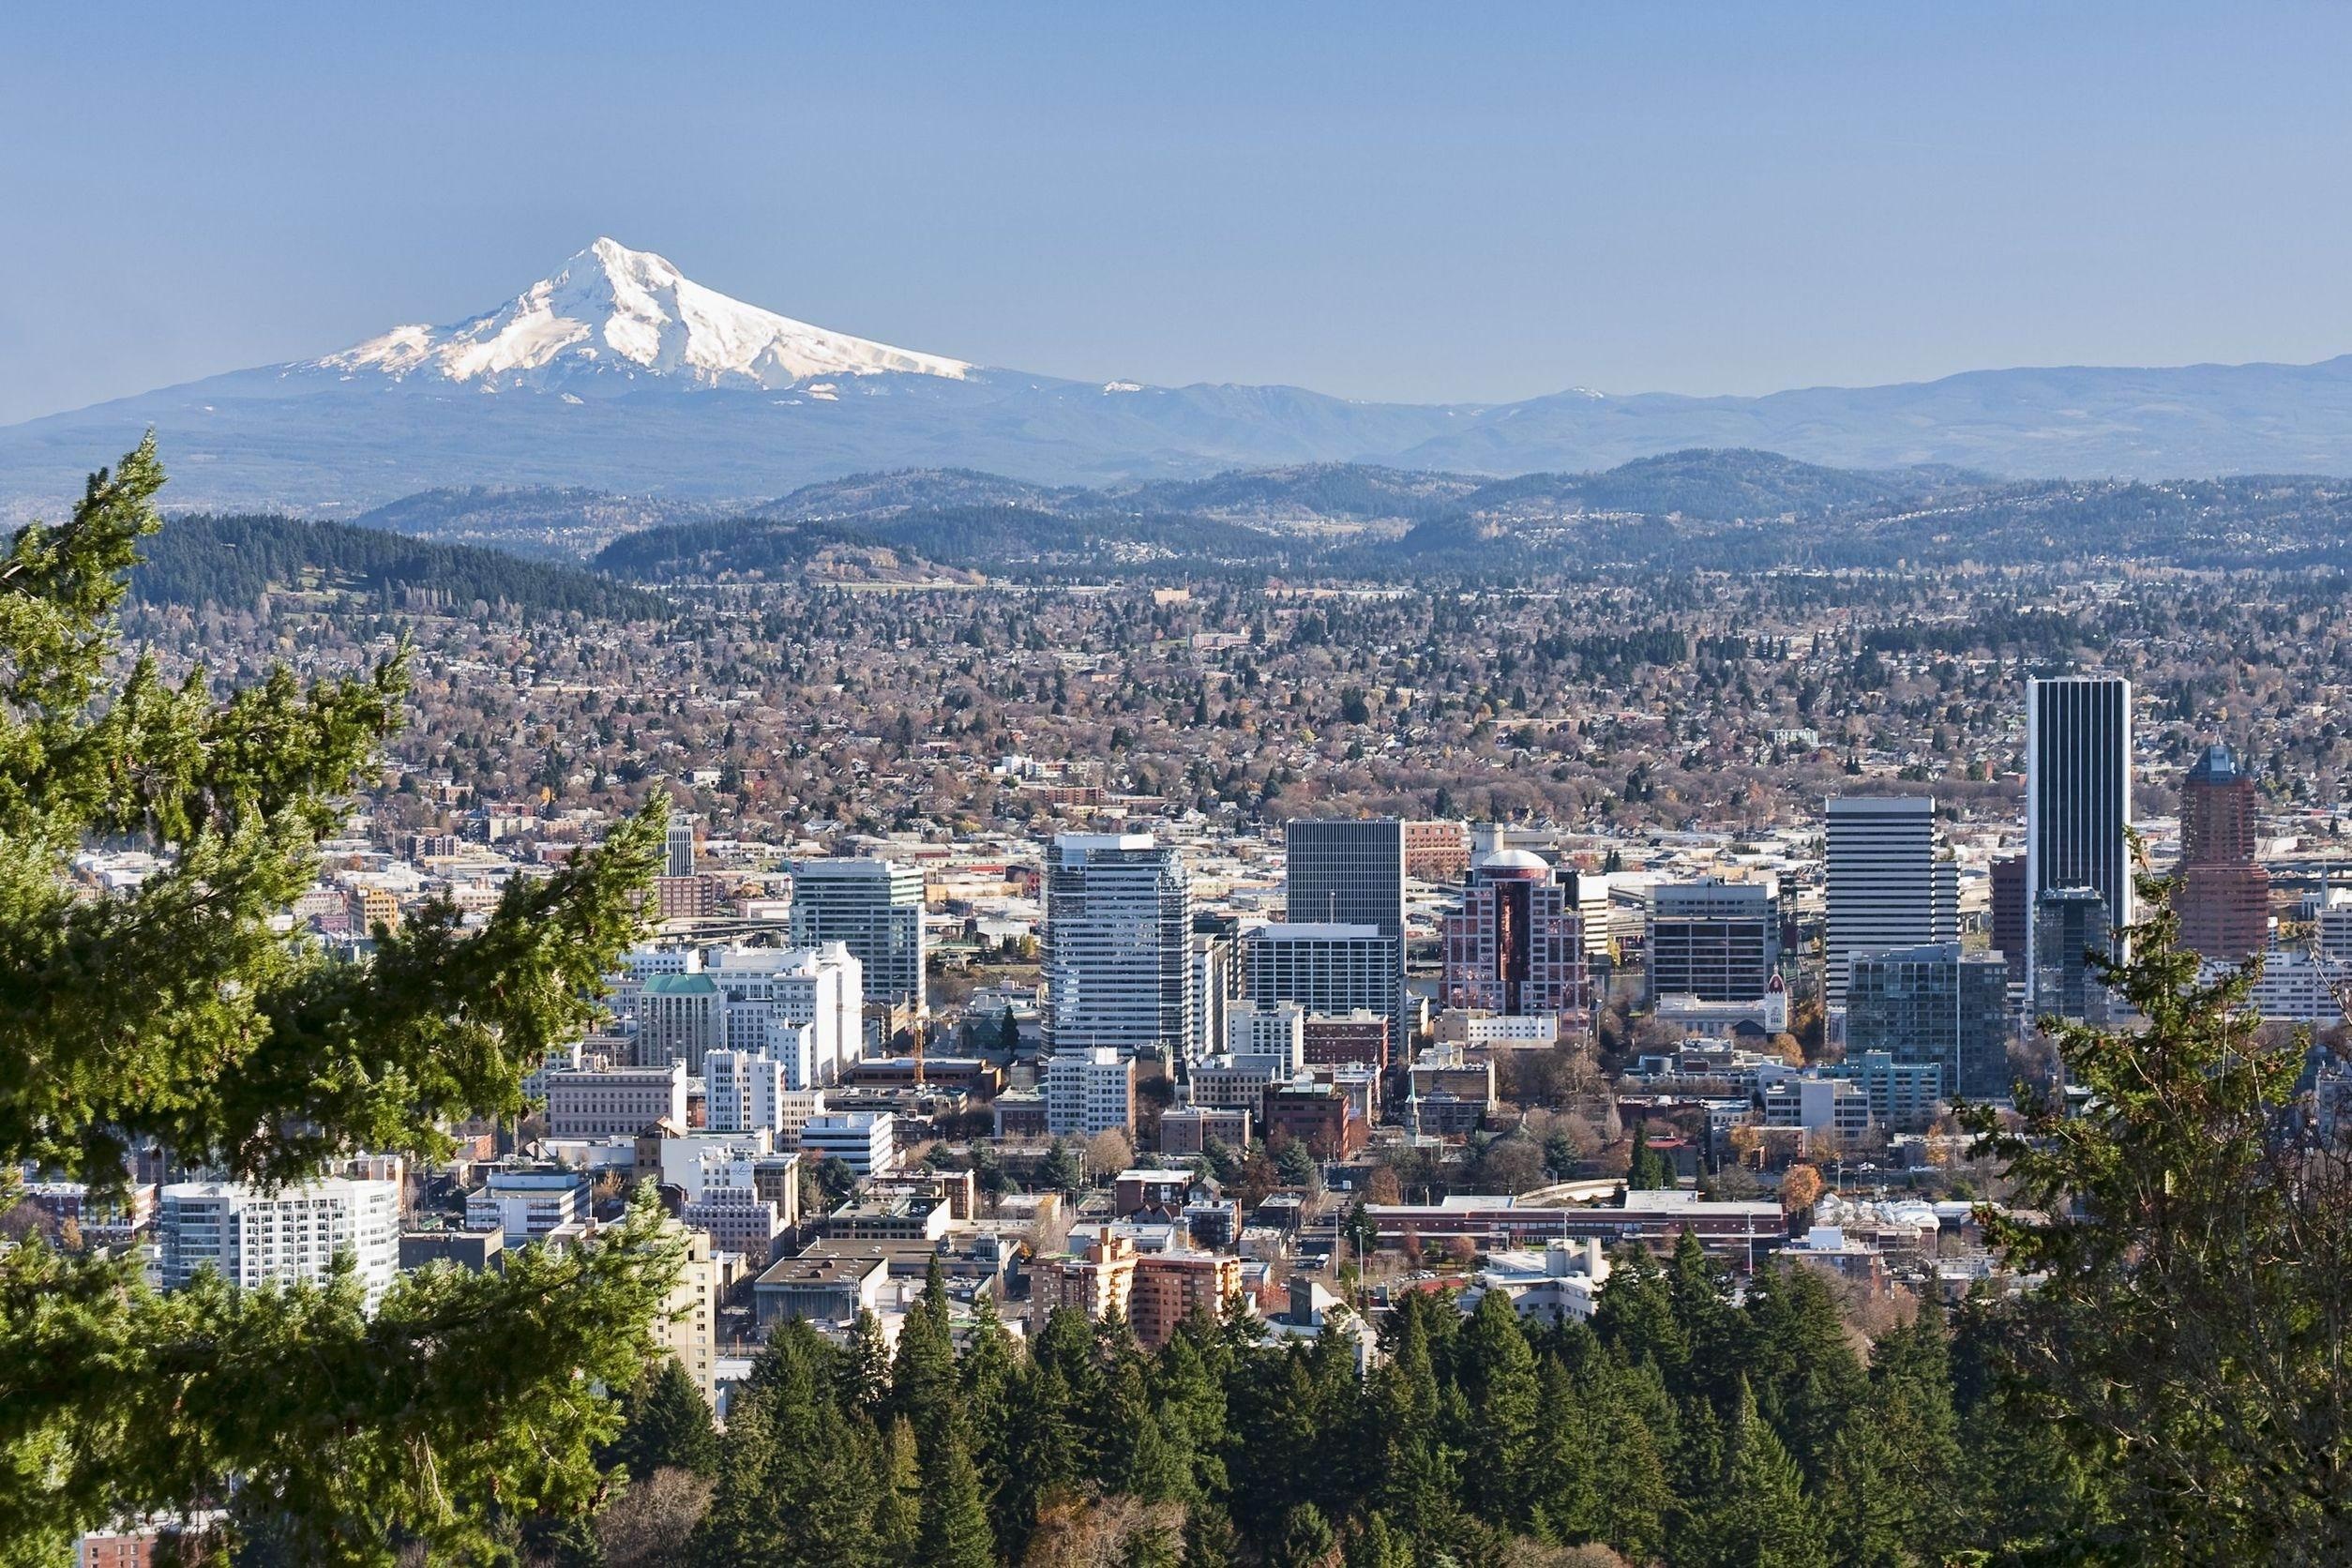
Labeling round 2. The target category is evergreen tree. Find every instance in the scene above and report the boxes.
[1105,1359,1195,1503]
[1523,1357,1599,1545]
[1579,1358,1670,1564]
[958,1291,1019,1531]
[606,1357,718,1482]
[1696,1380,1830,1568]
[0,442,677,1563]
[1342,1511,1414,1568]
[1229,1349,1327,1542]
[1591,1246,1690,1385]
[836,1308,893,1420]
[1666,1227,1744,1405]
[1041,1137,1085,1192]
[1741,1263,1867,1485]
[1182,1501,1242,1568]
[1268,1501,1336,1568]
[914,1417,996,1568]
[1847,1295,1962,1555]
[871,1416,921,1563]
[1153,1313,1233,1503]
[1627,1118,1673,1189]
[1454,1288,1540,1529]
[1958,866,2352,1560]
[696,1381,886,1568]
[890,1256,959,1439]
[1000,1352,1083,1556]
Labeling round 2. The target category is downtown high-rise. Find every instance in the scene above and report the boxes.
[789,857,927,1011]
[2174,742,2269,962]
[1042,835,1194,1059]
[1283,819,1409,1050]
[2026,675,2133,1009]
[1824,794,1958,1012]
[1441,849,1588,1026]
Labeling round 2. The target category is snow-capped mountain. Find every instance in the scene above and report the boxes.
[6,235,2352,520]
[309,237,971,393]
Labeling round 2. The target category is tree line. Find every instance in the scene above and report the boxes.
[581,1241,2092,1568]
[131,511,668,619]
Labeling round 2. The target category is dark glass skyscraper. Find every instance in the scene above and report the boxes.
[2027,675,2133,1009]
[1284,819,1409,1048]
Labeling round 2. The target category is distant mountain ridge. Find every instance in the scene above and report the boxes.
[133,512,667,619]
[587,450,2352,580]
[7,237,2352,519]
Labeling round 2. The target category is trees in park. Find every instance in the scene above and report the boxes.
[0,444,676,1565]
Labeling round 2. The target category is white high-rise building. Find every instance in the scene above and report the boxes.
[159,1178,400,1310]
[666,818,698,879]
[706,1048,791,1135]
[2027,676,2134,1008]
[789,858,927,1012]
[710,943,863,1086]
[1044,1046,1138,1138]
[1042,835,1193,1059]
[1226,1000,1306,1073]
[1824,794,1958,1010]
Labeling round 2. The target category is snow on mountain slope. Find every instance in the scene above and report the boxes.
[310,237,971,392]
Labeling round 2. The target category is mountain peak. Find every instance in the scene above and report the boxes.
[309,238,971,393]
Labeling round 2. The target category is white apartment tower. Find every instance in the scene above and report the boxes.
[159,1178,401,1311]
[1044,1046,1138,1138]
[708,943,864,1088]
[1042,835,1193,1059]
[706,1048,791,1135]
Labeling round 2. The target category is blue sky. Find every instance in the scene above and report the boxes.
[3,2,2348,425]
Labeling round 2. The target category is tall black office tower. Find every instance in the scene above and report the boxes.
[1284,819,1409,1050]
[2026,675,2133,1012]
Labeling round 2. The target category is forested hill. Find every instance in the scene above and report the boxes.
[131,512,669,619]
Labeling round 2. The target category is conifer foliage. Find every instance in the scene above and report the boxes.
[0,444,678,1565]
[693,1260,2037,1568]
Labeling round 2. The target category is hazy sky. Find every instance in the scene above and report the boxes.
[5,3,2349,425]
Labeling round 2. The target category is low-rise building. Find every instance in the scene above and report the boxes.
[1262,1079,1365,1158]
[1301,1010,1391,1072]
[800,1111,899,1178]
[823,1194,954,1244]
[1158,1105,1251,1155]
[752,1251,893,1329]
[1364,1188,1783,1269]
[464,1168,591,1244]
[544,1061,688,1138]
[1762,1078,1873,1141]
[1466,1238,1613,1325]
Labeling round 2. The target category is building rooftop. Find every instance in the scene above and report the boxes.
[641,972,719,996]
[2187,742,2244,784]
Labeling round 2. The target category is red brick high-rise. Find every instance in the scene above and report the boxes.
[2175,743,2269,962]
